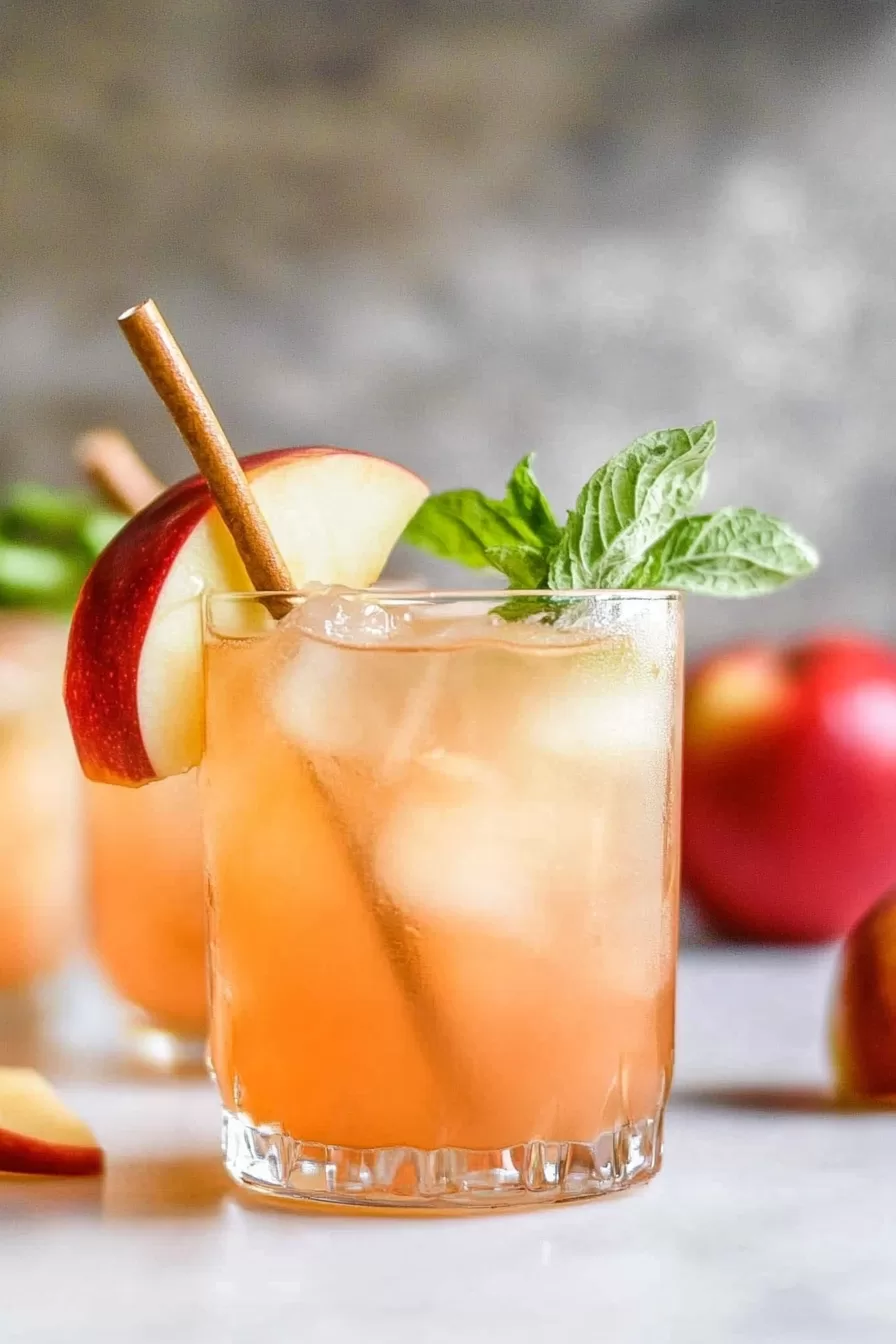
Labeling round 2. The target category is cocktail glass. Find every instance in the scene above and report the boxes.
[0,617,80,995]
[87,772,206,1067]
[203,587,682,1209]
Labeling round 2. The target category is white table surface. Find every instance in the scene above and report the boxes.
[1,947,894,1344]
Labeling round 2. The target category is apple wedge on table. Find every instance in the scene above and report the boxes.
[831,891,896,1101]
[0,1070,102,1177]
[64,447,428,785]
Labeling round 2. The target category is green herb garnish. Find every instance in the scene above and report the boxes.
[403,422,817,610]
[0,484,127,613]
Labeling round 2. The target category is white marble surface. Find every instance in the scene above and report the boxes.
[2,948,895,1343]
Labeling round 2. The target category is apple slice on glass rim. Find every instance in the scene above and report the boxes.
[64,447,427,786]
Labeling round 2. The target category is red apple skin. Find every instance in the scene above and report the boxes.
[0,1130,103,1177]
[831,890,896,1100]
[64,468,210,784]
[65,446,423,786]
[683,634,896,943]
[0,1071,104,1176]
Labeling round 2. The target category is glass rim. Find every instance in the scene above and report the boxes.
[205,587,681,605]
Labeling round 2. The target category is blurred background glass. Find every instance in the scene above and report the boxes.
[2,0,896,654]
[0,618,80,990]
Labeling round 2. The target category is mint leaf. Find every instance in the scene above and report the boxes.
[402,490,524,568]
[504,455,561,547]
[80,510,127,559]
[402,453,558,569]
[491,593,562,623]
[0,483,129,613]
[0,543,83,610]
[625,507,818,595]
[1,484,93,545]
[548,422,716,589]
[483,544,548,589]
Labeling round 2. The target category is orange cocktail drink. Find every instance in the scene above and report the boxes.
[203,587,682,1209]
[0,617,80,992]
[87,772,206,1060]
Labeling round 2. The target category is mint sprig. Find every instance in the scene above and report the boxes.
[0,484,127,613]
[402,421,818,608]
[402,453,559,588]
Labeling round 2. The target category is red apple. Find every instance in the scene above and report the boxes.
[64,447,427,785]
[831,889,896,1100]
[683,634,896,942]
[0,1069,103,1176]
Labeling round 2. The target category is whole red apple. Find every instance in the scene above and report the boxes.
[683,634,896,943]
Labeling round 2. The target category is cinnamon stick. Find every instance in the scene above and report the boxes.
[118,300,292,618]
[117,298,465,1106]
[74,428,164,515]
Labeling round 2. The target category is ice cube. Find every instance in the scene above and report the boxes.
[524,676,670,758]
[518,642,674,760]
[295,585,401,645]
[376,791,542,940]
[374,750,589,941]
[411,746,501,788]
[272,636,437,763]
[271,589,451,766]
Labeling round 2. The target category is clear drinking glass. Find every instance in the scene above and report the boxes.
[202,587,683,1210]
[87,772,207,1067]
[0,616,81,994]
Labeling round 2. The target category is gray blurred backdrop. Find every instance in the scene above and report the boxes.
[2,0,895,651]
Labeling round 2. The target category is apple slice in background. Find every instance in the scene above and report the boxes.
[831,891,896,1102]
[64,447,427,786]
[0,1070,103,1177]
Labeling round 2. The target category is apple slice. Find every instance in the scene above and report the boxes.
[831,890,896,1101]
[65,447,427,785]
[0,1069,103,1176]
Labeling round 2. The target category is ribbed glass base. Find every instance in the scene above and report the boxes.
[222,1109,664,1210]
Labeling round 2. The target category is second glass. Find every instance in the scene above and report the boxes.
[0,617,81,993]
[88,771,207,1065]
[203,588,682,1209]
